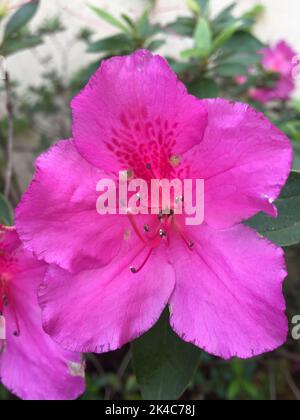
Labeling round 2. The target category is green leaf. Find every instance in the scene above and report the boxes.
[215,52,261,68]
[88,5,130,33]
[137,11,160,39]
[194,17,212,57]
[292,99,300,113]
[165,17,195,37]
[188,77,219,98]
[212,3,236,33]
[166,58,192,74]
[2,34,42,56]
[214,3,236,22]
[181,47,202,60]
[121,14,136,32]
[211,20,244,52]
[0,2,9,22]
[221,31,264,55]
[227,380,241,400]
[87,34,132,53]
[0,193,13,226]
[186,0,201,15]
[4,0,40,39]
[215,62,248,77]
[246,171,300,246]
[145,39,165,52]
[197,0,210,16]
[132,309,200,400]
[137,10,150,39]
[243,4,265,20]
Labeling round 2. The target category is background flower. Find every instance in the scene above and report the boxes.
[0,226,85,400]
[250,41,297,103]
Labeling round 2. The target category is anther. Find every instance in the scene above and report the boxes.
[159,229,167,238]
[144,224,150,232]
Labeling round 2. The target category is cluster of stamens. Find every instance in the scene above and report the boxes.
[127,170,195,274]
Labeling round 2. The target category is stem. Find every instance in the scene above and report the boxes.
[4,70,14,200]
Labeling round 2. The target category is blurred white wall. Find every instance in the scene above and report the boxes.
[2,0,300,95]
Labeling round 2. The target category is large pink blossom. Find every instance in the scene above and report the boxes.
[16,50,292,359]
[0,226,85,400]
[250,40,297,103]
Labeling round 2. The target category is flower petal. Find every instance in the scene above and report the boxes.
[185,99,292,228]
[39,238,175,353]
[168,224,288,359]
[72,50,207,176]
[0,229,85,400]
[15,140,128,272]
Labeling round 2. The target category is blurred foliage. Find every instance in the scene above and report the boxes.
[0,0,300,401]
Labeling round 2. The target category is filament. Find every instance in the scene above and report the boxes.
[130,248,154,274]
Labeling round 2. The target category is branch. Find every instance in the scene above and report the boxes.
[4,70,14,200]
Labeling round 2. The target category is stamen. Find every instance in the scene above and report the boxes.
[159,229,167,238]
[130,248,154,274]
[127,213,148,245]
[11,304,21,338]
[128,213,166,247]
[0,282,21,339]
[179,232,195,251]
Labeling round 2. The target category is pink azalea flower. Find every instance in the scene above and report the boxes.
[250,40,297,103]
[16,50,292,359]
[0,225,85,400]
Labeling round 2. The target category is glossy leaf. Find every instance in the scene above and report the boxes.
[188,77,219,98]
[221,31,265,55]
[87,34,132,53]
[211,20,244,52]
[246,171,300,246]
[194,17,212,57]
[2,35,42,56]
[197,0,210,16]
[132,309,200,400]
[166,17,195,37]
[145,39,165,52]
[88,5,130,33]
[4,0,40,39]
[186,0,201,15]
